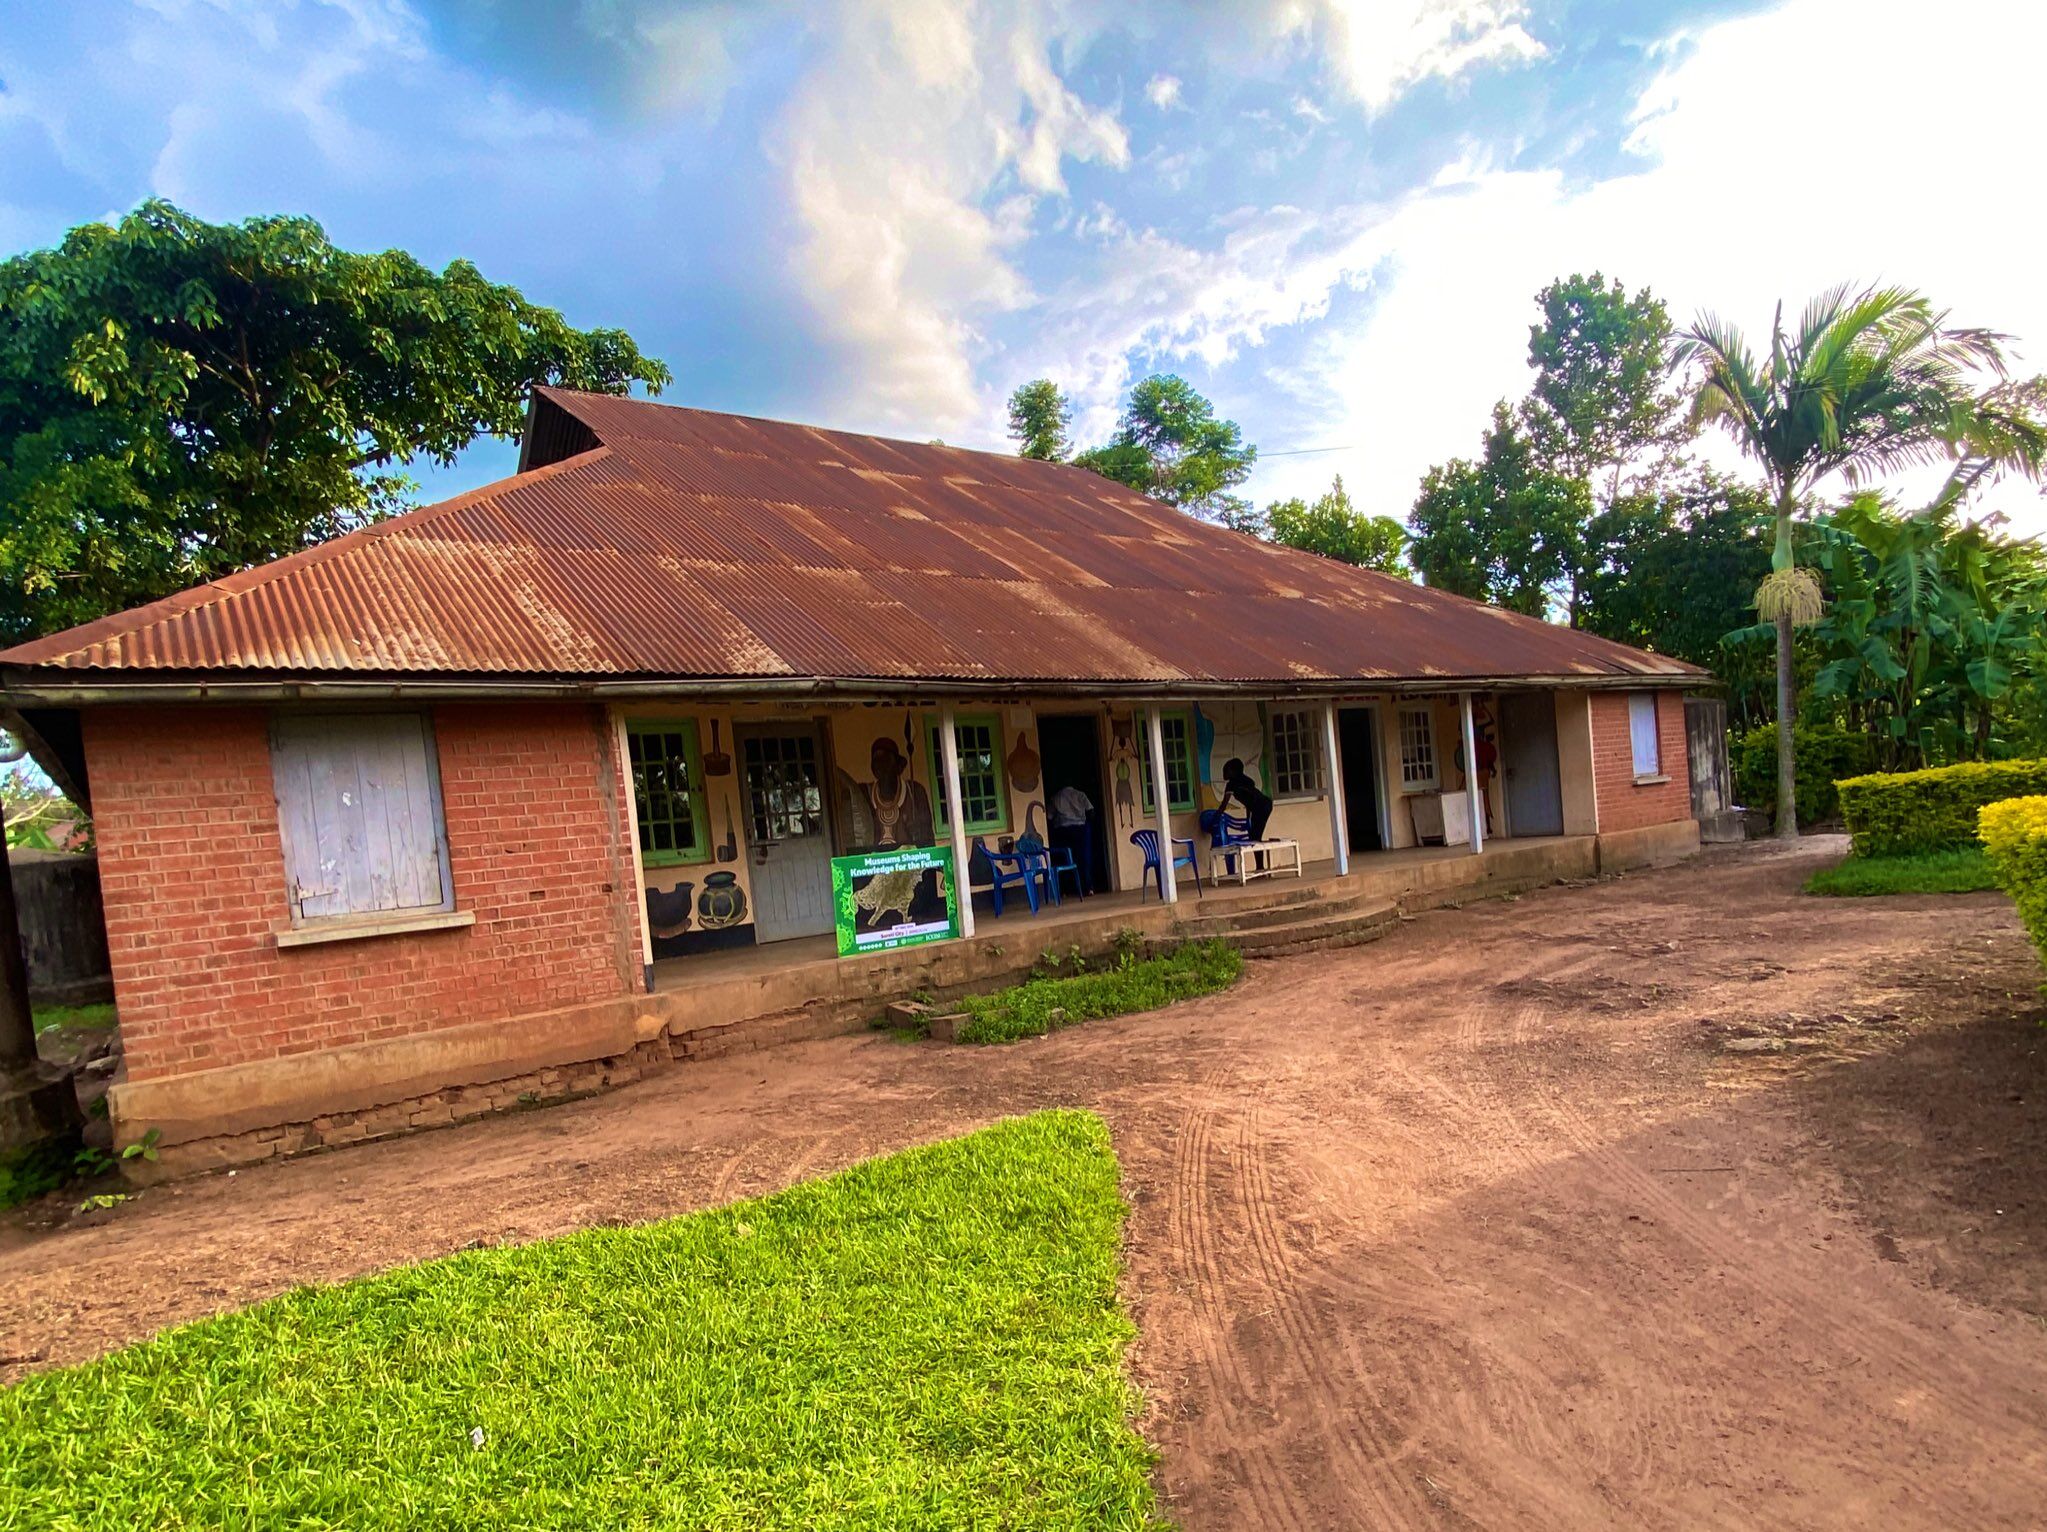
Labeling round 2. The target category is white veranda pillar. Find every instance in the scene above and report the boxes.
[1460,691,1485,856]
[1145,705,1178,903]
[938,706,976,938]
[1322,702,1350,877]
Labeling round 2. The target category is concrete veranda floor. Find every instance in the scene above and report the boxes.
[652,836,1568,991]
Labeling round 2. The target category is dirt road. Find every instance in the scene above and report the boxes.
[7,839,2047,1527]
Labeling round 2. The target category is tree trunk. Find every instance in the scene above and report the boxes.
[1774,610,1799,840]
[0,836,34,1067]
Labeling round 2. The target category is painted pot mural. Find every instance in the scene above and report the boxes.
[644,883,694,939]
[698,870,749,929]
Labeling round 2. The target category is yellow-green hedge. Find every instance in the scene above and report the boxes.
[1837,760,2047,857]
[1979,796,2047,966]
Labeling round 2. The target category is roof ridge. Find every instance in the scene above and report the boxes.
[540,385,1083,475]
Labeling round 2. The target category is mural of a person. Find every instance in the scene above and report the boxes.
[1108,717,1139,828]
[836,734,936,851]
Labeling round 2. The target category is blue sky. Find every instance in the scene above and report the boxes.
[4,0,2043,530]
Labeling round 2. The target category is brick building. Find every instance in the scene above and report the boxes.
[2,389,1704,1166]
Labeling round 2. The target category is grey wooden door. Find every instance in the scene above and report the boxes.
[737,724,835,942]
[1500,692,1565,837]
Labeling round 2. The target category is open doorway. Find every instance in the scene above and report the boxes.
[1036,713,1110,895]
[1337,707,1384,852]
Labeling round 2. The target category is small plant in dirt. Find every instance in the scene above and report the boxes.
[0,1138,77,1211]
[72,1127,160,1182]
[956,940,1242,1045]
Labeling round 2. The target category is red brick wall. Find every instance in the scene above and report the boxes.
[85,703,642,1083]
[1590,690,1692,833]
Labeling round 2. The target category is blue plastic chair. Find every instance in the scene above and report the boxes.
[978,837,1050,916]
[1199,809,1254,881]
[1130,829,1201,901]
[1044,840,1084,901]
[1016,831,1074,907]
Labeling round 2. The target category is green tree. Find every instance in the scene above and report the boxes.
[1775,481,2047,768]
[1408,403,1588,615]
[0,200,670,642]
[1407,275,1686,624]
[1073,374,1257,525]
[1575,474,1776,726]
[1679,283,2047,837]
[1522,272,1687,502]
[1006,379,1072,461]
[1266,476,1407,573]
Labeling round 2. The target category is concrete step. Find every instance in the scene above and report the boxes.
[1173,886,1377,935]
[1221,900,1401,957]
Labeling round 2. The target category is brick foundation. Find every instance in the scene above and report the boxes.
[144,1002,866,1177]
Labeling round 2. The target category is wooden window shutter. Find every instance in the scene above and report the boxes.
[271,713,452,924]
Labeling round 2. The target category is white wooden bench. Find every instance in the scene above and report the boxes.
[1211,838,1304,886]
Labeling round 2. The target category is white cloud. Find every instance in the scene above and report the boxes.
[762,0,1553,440]
[1270,0,1544,113]
[1144,72,1183,110]
[769,0,1129,435]
[1251,0,2047,533]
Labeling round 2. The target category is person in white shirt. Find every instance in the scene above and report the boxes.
[1048,784,1095,896]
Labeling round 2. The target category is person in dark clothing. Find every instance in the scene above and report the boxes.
[1218,757,1273,842]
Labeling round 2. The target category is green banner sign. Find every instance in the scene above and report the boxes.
[829,844,961,959]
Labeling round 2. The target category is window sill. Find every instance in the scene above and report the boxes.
[276,908,475,949]
[1632,773,1671,787]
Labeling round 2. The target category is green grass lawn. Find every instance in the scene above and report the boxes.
[29,1002,116,1035]
[0,1111,1163,1531]
[1804,845,2000,897]
[955,939,1242,1045]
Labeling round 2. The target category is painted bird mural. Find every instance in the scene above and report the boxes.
[853,866,924,928]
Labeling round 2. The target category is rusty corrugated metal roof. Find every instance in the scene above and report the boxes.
[0,388,1703,689]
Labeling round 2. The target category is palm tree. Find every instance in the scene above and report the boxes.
[1678,285,2047,837]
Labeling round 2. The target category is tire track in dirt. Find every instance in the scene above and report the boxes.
[1370,994,1705,1520]
[1164,1067,1309,1530]
[1479,998,1736,1513]
[1227,1106,1440,1529]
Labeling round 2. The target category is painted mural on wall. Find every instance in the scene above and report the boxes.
[1450,699,1500,835]
[1195,702,1265,803]
[1107,714,1140,828]
[643,865,755,959]
[1006,730,1040,793]
[630,704,759,960]
[831,713,936,853]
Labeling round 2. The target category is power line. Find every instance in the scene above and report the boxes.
[1259,443,1367,457]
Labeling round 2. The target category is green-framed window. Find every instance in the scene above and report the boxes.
[627,719,710,867]
[926,714,1009,834]
[1137,708,1198,814]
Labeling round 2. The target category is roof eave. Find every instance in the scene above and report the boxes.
[0,665,1711,709]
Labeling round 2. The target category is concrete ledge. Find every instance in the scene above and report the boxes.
[274,908,475,949]
[1597,818,1701,873]
[111,991,656,1147]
